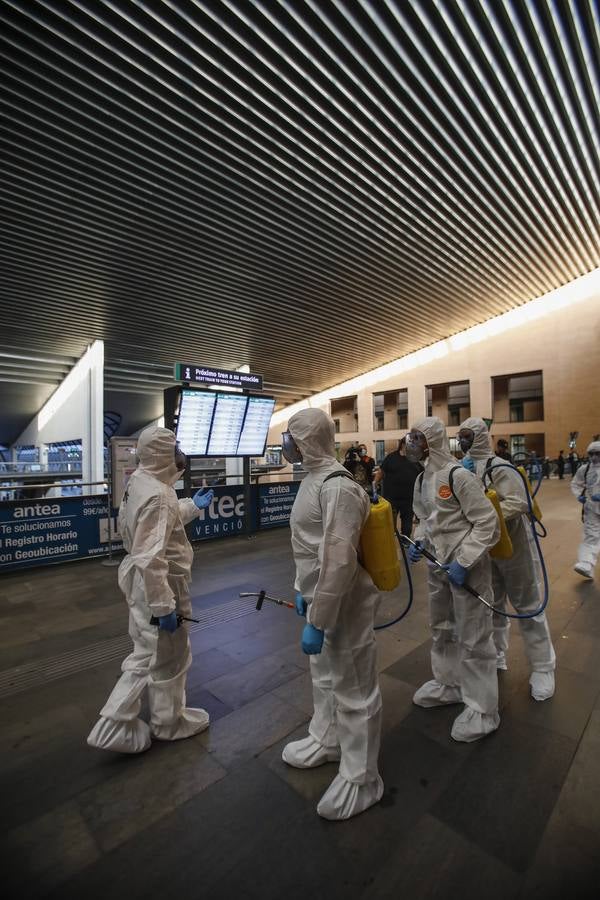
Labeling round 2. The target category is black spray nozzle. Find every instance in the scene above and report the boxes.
[239,591,295,611]
[150,614,200,628]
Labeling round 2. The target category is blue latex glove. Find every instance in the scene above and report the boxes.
[158,612,178,633]
[295,591,307,617]
[461,456,475,472]
[577,495,586,504]
[591,493,600,502]
[301,623,324,655]
[193,487,214,510]
[443,560,468,587]
[408,541,423,563]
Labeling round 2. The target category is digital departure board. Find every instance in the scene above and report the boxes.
[237,395,277,456]
[174,388,275,457]
[175,390,216,456]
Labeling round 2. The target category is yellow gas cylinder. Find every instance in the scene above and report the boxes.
[517,466,543,521]
[485,489,514,559]
[359,496,402,591]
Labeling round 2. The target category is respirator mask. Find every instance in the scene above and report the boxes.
[405,430,428,463]
[457,428,474,455]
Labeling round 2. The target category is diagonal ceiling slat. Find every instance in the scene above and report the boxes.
[1,0,598,443]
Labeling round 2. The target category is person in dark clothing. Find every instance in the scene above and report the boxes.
[374,438,423,537]
[568,451,578,476]
[557,450,565,480]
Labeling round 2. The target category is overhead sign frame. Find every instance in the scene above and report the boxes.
[174,363,263,391]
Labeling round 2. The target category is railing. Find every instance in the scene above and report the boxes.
[0,480,107,499]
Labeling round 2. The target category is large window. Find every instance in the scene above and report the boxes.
[492,372,544,423]
[508,433,546,461]
[426,381,470,426]
[375,439,402,464]
[330,396,358,433]
[372,389,408,431]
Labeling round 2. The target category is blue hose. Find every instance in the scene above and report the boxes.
[531,461,543,497]
[481,462,549,619]
[374,529,413,630]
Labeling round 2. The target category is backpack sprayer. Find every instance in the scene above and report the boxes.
[402,456,550,620]
[480,461,549,619]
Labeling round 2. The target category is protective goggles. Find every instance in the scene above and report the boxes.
[281,431,302,464]
[405,430,428,462]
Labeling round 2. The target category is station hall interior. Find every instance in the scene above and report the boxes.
[1,2,600,899]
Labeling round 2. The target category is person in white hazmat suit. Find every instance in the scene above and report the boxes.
[407,417,501,742]
[459,418,555,701]
[280,408,384,821]
[87,426,214,753]
[571,440,600,579]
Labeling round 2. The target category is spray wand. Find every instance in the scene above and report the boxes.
[239,590,295,611]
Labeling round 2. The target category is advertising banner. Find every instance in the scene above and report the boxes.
[258,482,300,528]
[0,496,121,573]
[185,485,253,542]
[0,481,300,572]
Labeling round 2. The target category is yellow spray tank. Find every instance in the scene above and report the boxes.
[517,466,543,521]
[485,489,514,559]
[360,495,402,591]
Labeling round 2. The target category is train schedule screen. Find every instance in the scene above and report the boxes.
[174,388,274,456]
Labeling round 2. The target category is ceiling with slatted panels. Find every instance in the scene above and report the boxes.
[1,0,599,441]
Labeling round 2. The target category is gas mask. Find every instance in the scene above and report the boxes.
[282,431,303,464]
[174,443,187,477]
[405,430,428,463]
[589,451,600,465]
[457,428,474,455]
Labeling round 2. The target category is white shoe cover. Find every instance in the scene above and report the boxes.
[413,679,463,708]
[496,652,508,671]
[282,736,341,769]
[317,774,384,821]
[151,708,210,741]
[530,671,555,701]
[574,563,593,579]
[451,707,500,743]
[87,716,151,754]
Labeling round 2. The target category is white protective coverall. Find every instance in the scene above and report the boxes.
[87,427,209,753]
[571,441,600,578]
[461,418,555,701]
[282,408,384,820]
[412,417,501,742]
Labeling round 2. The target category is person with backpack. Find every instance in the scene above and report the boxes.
[280,408,383,820]
[406,417,501,743]
[571,440,600,579]
[459,417,555,701]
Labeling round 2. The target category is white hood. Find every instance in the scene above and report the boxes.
[587,440,600,463]
[136,426,180,486]
[460,417,493,461]
[288,408,337,472]
[412,416,454,472]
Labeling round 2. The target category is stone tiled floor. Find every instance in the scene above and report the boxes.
[1,479,600,899]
